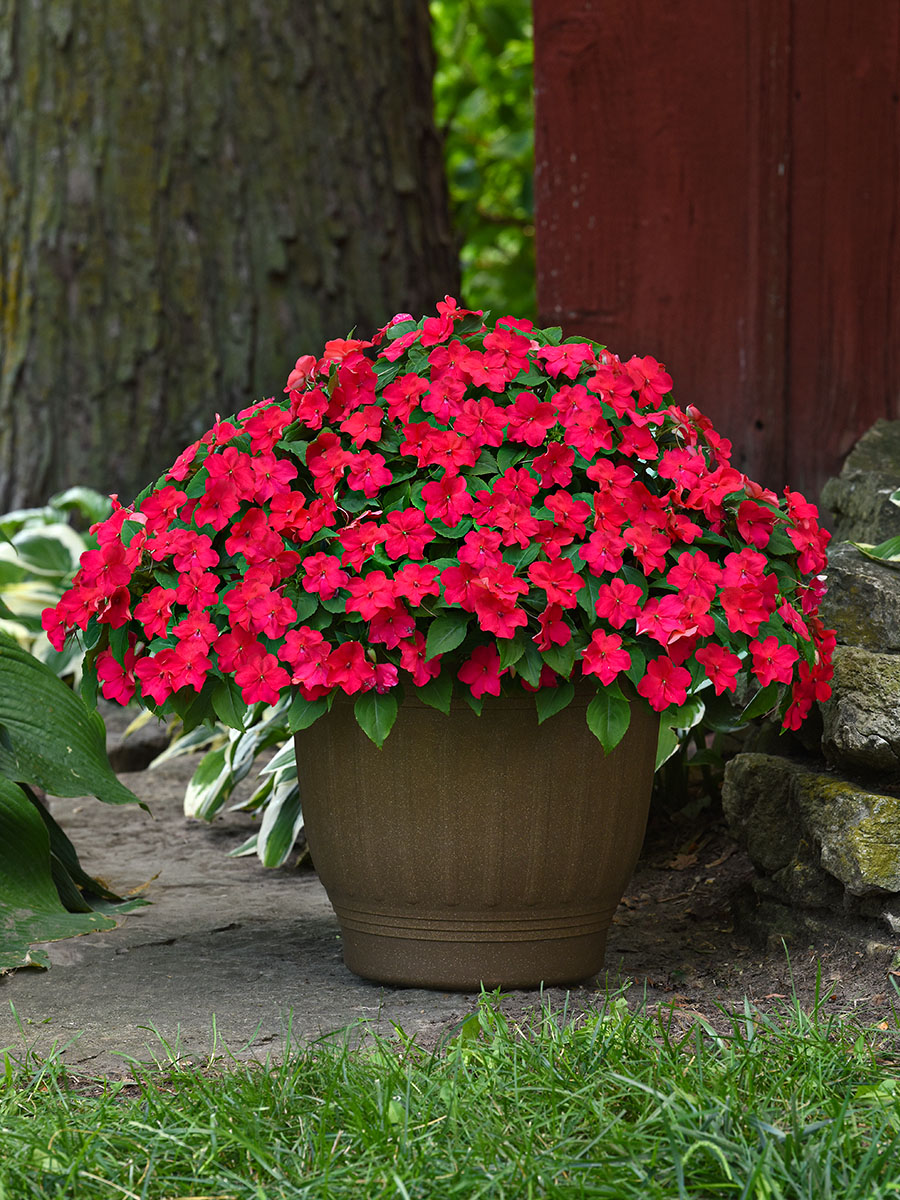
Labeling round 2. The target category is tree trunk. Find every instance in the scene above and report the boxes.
[0,0,459,509]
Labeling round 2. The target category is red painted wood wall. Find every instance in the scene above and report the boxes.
[533,0,900,503]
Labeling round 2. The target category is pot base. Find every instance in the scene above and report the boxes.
[335,900,617,989]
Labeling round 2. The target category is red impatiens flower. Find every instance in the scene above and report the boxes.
[277,626,330,688]
[398,632,442,686]
[720,585,772,637]
[235,648,292,705]
[736,500,777,550]
[382,509,436,560]
[324,640,376,694]
[594,579,643,629]
[421,471,474,526]
[301,552,350,601]
[454,397,508,448]
[345,450,392,498]
[636,657,692,711]
[344,570,398,620]
[534,603,572,650]
[47,297,835,751]
[506,392,558,446]
[457,644,505,698]
[527,557,585,609]
[695,644,742,695]
[581,630,632,686]
[96,645,137,705]
[392,563,441,606]
[749,636,799,687]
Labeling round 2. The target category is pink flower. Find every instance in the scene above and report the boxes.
[344,571,398,620]
[749,636,799,687]
[695,644,742,695]
[97,646,137,705]
[594,579,643,629]
[381,509,436,560]
[636,657,692,711]
[235,649,292,705]
[301,552,350,601]
[457,645,505,698]
[581,631,631,686]
[527,557,585,609]
[324,641,376,694]
[421,472,473,526]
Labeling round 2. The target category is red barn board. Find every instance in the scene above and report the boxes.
[534,0,900,502]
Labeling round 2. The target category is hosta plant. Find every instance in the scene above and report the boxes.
[0,629,144,971]
[44,298,835,758]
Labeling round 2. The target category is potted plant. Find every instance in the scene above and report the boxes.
[44,297,834,988]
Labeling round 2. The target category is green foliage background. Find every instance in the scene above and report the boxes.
[431,0,535,320]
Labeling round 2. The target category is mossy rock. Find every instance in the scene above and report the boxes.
[723,752,900,900]
[821,645,900,774]
[821,419,900,543]
[819,543,900,653]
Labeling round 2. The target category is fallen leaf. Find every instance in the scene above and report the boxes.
[706,847,737,869]
[665,852,698,871]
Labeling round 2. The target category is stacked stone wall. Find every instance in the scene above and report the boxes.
[722,420,900,939]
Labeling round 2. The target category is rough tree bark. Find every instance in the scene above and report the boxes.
[0,0,459,508]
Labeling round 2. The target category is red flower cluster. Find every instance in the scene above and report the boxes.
[45,297,834,746]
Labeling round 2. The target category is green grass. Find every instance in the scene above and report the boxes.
[2,991,900,1198]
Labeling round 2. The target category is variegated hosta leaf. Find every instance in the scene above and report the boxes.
[851,537,900,568]
[259,739,297,775]
[256,772,303,868]
[182,745,234,820]
[655,696,707,769]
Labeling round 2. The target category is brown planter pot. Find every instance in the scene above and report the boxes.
[294,690,659,990]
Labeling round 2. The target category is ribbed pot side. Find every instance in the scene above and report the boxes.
[293,691,659,990]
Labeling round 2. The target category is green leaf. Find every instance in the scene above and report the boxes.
[576,571,601,619]
[25,784,130,903]
[624,644,646,688]
[293,590,320,622]
[534,681,575,725]
[497,446,527,473]
[765,528,796,557]
[212,678,249,731]
[413,673,453,715]
[660,695,706,733]
[425,611,471,658]
[168,681,217,734]
[259,740,297,774]
[585,684,631,754]
[740,682,783,722]
[502,542,541,572]
[516,639,544,687]
[541,640,576,678]
[463,692,484,716]
[0,779,122,973]
[354,691,399,748]
[9,524,86,577]
[497,634,527,670]
[655,723,680,769]
[286,692,330,732]
[49,486,113,527]
[0,632,141,808]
